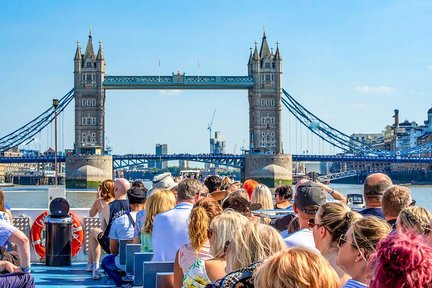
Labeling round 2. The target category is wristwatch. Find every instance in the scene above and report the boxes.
[329,188,335,195]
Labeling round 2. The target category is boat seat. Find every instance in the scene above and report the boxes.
[83,217,101,254]
[13,216,31,239]
[125,244,141,274]
[141,261,174,288]
[133,252,154,286]
[118,240,128,266]
[156,272,174,288]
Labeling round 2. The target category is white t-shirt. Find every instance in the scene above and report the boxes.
[109,211,138,241]
[284,228,318,252]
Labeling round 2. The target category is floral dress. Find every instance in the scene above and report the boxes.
[182,258,212,288]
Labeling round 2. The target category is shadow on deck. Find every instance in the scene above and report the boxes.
[32,263,114,288]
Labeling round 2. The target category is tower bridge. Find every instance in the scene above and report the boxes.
[1,31,431,188]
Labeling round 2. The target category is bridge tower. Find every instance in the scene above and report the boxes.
[243,33,292,186]
[66,32,112,188]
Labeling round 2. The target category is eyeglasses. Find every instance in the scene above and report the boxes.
[207,228,213,239]
[308,218,318,228]
[223,240,231,253]
[337,234,356,248]
[410,199,416,206]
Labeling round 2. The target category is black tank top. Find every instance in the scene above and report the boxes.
[103,199,129,237]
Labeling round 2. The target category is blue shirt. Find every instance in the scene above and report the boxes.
[342,279,368,288]
[0,220,15,247]
[359,207,384,219]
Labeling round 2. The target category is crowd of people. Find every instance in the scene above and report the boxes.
[83,172,432,287]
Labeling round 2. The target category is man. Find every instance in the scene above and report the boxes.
[151,178,204,261]
[146,172,178,198]
[88,178,130,279]
[283,181,326,251]
[382,185,413,229]
[0,220,34,287]
[101,186,147,286]
[359,173,393,218]
[204,175,227,202]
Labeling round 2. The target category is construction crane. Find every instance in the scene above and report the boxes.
[207,109,216,153]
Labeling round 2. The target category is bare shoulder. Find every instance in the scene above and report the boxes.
[205,259,226,282]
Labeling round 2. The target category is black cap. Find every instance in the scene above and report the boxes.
[127,187,147,204]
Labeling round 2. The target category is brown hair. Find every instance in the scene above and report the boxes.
[398,206,432,234]
[382,185,412,218]
[0,189,6,212]
[188,197,222,252]
[253,248,339,288]
[98,179,115,201]
[351,217,391,256]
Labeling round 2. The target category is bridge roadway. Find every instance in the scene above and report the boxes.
[0,154,431,169]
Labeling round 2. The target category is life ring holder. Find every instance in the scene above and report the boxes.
[30,211,84,261]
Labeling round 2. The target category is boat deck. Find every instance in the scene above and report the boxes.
[32,262,114,288]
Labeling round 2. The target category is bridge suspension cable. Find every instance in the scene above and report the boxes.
[281,89,388,156]
[0,89,75,152]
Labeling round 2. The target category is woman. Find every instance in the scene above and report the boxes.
[253,248,340,288]
[183,210,248,287]
[86,179,114,272]
[370,231,432,288]
[174,197,222,288]
[89,179,115,218]
[311,202,362,286]
[396,206,432,235]
[209,221,286,287]
[250,184,273,210]
[337,216,391,287]
[0,189,13,224]
[141,189,176,252]
[274,184,292,209]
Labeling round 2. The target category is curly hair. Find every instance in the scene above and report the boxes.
[188,197,222,252]
[253,248,339,288]
[398,206,432,235]
[317,202,362,246]
[369,231,432,288]
[143,189,176,234]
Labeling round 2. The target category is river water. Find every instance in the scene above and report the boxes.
[2,183,432,211]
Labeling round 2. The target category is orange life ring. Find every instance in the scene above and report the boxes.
[30,212,84,260]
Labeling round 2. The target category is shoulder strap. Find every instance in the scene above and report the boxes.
[126,212,135,227]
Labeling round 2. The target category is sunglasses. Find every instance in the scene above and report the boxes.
[425,225,432,236]
[223,240,231,253]
[337,234,355,248]
[409,199,416,206]
[308,218,318,228]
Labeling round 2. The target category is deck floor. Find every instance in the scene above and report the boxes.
[32,263,116,288]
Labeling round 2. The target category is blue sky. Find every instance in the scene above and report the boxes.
[1,1,431,156]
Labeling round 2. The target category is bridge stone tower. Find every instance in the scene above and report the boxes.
[66,32,112,188]
[243,33,292,186]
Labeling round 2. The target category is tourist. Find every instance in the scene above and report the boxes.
[369,231,432,288]
[283,180,327,251]
[183,210,248,287]
[336,216,391,287]
[253,248,339,288]
[173,197,222,287]
[251,184,273,210]
[139,190,176,252]
[221,195,260,218]
[152,178,205,261]
[396,206,432,235]
[242,179,258,200]
[359,173,392,218]
[146,172,178,198]
[274,184,292,209]
[0,220,34,287]
[311,202,362,286]
[208,221,286,287]
[382,185,413,229]
[0,189,13,224]
[101,186,146,286]
[88,178,130,279]
[88,179,115,218]
[205,176,226,202]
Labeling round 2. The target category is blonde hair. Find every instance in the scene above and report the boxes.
[382,185,412,218]
[398,206,432,234]
[351,216,391,256]
[209,210,248,258]
[253,248,339,288]
[143,189,176,234]
[226,221,286,272]
[318,202,362,246]
[251,184,273,210]
[188,197,222,252]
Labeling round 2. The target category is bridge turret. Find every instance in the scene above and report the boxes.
[74,42,82,87]
[84,33,96,61]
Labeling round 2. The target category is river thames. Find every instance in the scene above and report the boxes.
[3,183,432,211]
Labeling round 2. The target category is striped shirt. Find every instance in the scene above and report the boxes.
[342,279,368,288]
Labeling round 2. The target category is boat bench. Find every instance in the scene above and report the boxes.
[133,252,154,286]
[83,217,101,254]
[137,261,174,288]
[125,244,142,274]
[156,272,174,288]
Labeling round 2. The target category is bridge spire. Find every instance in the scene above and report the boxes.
[253,41,260,60]
[96,41,104,61]
[259,31,271,58]
[248,46,253,65]
[84,32,95,60]
[74,41,82,61]
[274,41,282,61]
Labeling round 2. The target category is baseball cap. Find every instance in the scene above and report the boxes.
[127,187,147,204]
[295,181,326,214]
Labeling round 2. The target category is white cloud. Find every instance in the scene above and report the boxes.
[158,90,182,96]
[355,85,396,94]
